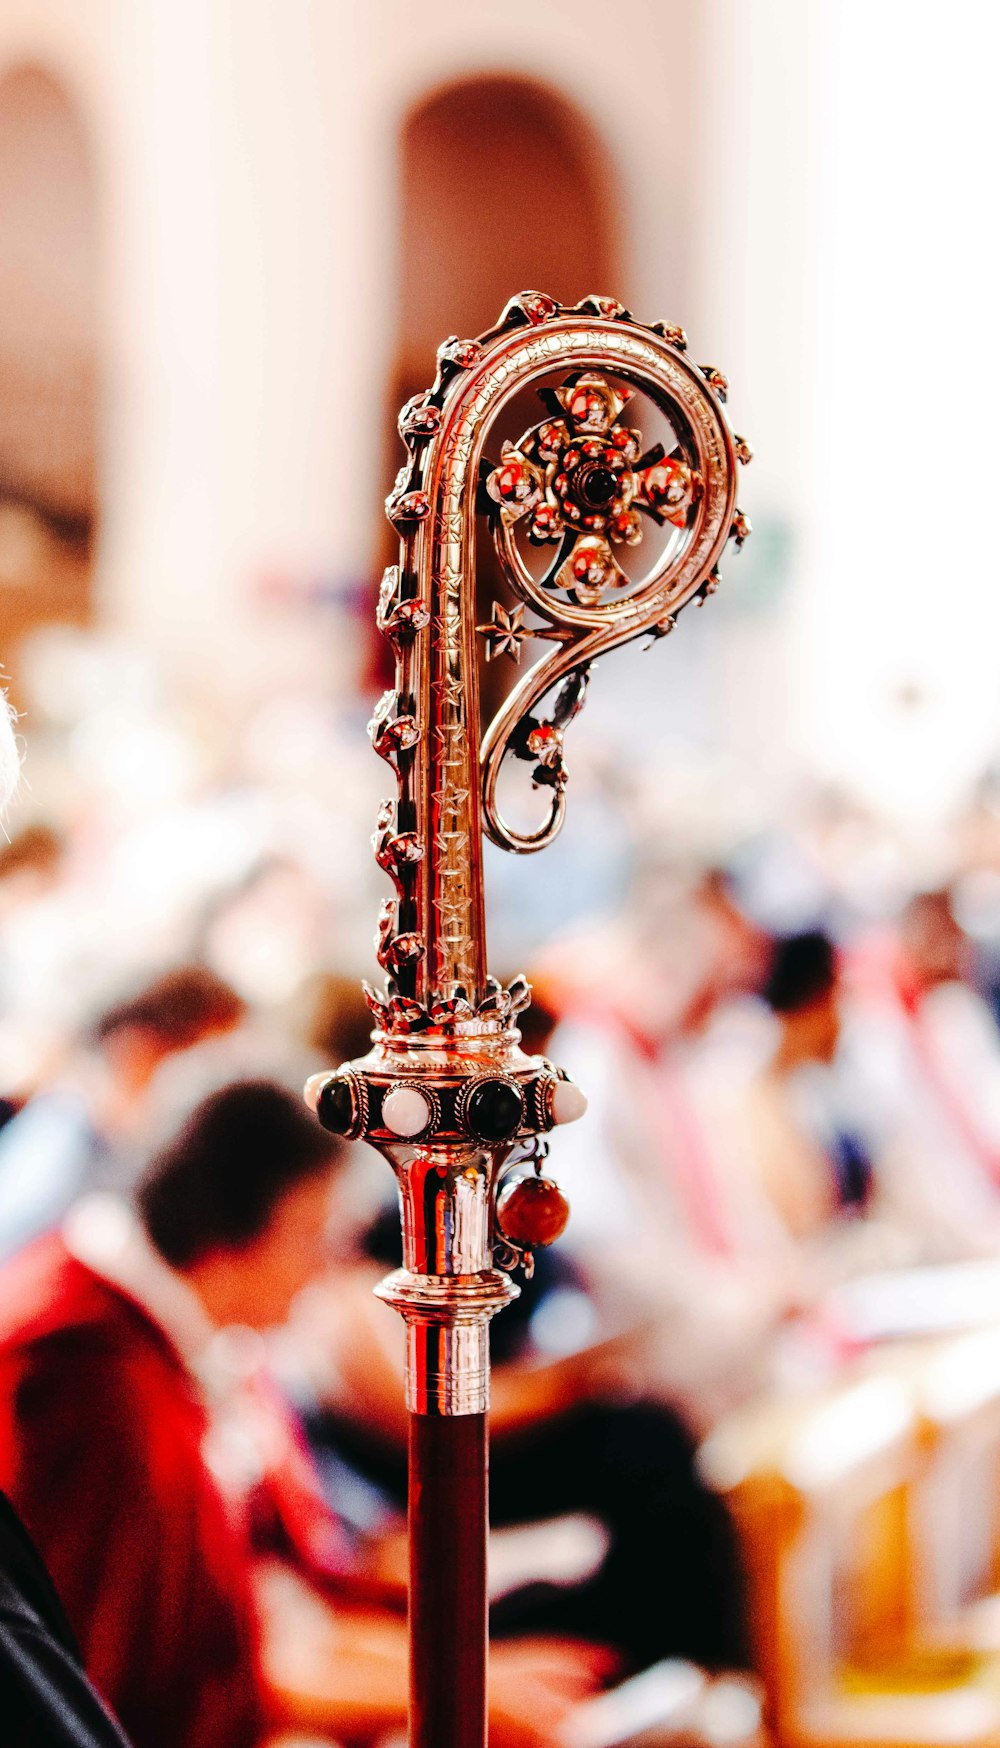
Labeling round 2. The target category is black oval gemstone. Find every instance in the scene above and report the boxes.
[316,1074,355,1136]
[467,1078,524,1142]
[579,465,617,507]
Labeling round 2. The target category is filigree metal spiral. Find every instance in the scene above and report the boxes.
[373,290,749,1029]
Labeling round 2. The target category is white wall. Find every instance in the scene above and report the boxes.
[796,0,1000,823]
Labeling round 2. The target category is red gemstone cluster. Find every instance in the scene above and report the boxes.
[485,372,702,608]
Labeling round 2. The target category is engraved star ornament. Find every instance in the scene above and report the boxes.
[476,601,531,664]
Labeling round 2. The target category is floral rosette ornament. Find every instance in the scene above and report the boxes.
[484,371,702,606]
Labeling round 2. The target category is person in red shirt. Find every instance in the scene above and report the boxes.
[0,1082,310,1748]
[0,1078,604,1748]
[0,692,130,1747]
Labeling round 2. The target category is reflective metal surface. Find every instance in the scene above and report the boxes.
[310,291,749,1415]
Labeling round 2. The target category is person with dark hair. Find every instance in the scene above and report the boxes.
[0,964,246,1264]
[305,971,382,1070]
[763,929,838,1021]
[91,965,245,1056]
[0,1080,333,1748]
[0,696,136,1747]
[137,1071,335,1270]
[745,929,875,1234]
[0,1079,606,1748]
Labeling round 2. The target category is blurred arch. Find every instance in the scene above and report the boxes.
[396,71,619,378]
[0,62,99,669]
[372,72,621,700]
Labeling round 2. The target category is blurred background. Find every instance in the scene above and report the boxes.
[4,4,1000,1746]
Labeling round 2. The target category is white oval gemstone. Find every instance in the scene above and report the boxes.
[551,1079,587,1125]
[303,1072,331,1113]
[382,1085,432,1137]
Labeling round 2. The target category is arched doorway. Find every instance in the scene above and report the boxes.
[0,64,99,675]
[397,73,618,383]
[375,73,620,702]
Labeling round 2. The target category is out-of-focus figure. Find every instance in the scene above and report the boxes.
[742,930,873,1239]
[0,1080,610,1748]
[0,964,245,1263]
[0,690,136,1746]
[849,889,1000,1259]
[537,873,799,1428]
[717,928,918,1320]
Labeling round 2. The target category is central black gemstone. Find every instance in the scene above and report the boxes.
[316,1074,355,1136]
[578,465,618,508]
[467,1078,524,1142]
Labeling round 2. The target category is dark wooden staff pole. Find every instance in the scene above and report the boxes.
[409,1415,488,1745]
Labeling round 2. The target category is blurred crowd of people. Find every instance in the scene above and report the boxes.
[6,629,1000,1745]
